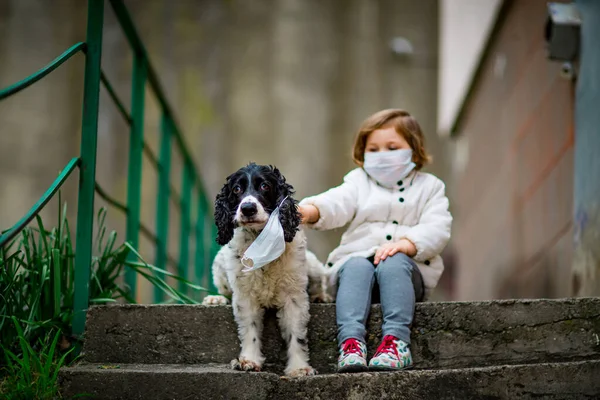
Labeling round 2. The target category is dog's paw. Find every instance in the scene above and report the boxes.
[231,357,262,372]
[285,366,317,378]
[310,292,333,303]
[202,295,229,305]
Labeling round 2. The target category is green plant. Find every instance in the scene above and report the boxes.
[1,317,74,400]
[0,200,207,398]
[0,200,76,354]
[0,199,206,357]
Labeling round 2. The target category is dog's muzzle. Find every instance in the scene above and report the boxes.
[235,196,269,226]
[240,202,258,217]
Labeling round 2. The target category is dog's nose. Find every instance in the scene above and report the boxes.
[240,202,258,217]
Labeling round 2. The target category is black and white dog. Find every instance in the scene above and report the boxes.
[202,163,330,377]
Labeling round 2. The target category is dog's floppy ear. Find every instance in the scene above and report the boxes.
[273,167,301,243]
[280,196,301,243]
[214,181,235,246]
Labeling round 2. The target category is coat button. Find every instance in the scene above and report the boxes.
[397,180,403,186]
[392,220,398,224]
[327,262,333,267]
[424,260,430,266]
[399,198,404,202]
[386,235,392,240]
[399,188,405,192]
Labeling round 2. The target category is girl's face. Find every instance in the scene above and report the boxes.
[365,127,411,153]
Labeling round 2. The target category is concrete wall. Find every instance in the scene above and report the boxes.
[0,0,86,231]
[450,0,575,300]
[0,0,443,302]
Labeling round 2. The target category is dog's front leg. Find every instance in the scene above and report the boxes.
[277,293,316,377]
[231,296,265,372]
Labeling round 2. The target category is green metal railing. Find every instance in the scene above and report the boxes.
[0,0,217,339]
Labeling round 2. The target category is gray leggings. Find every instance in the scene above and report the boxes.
[336,253,424,345]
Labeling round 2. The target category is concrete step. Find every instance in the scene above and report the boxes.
[81,298,600,374]
[59,360,600,400]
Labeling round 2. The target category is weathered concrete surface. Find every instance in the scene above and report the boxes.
[82,298,600,373]
[59,360,600,400]
[60,363,278,400]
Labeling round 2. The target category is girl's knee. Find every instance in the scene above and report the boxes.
[339,257,375,277]
[376,253,414,276]
[389,253,413,264]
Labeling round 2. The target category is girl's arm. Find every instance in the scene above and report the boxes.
[299,169,361,231]
[403,178,452,262]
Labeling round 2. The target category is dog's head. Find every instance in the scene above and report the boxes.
[214,163,301,246]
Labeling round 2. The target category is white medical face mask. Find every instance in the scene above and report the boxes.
[363,149,416,188]
[241,197,288,272]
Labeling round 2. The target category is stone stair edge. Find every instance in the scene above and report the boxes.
[62,358,600,375]
[86,296,600,311]
[59,360,600,400]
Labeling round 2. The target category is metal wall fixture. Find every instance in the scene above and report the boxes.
[545,2,582,80]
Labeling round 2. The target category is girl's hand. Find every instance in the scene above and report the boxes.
[374,239,417,265]
[298,204,320,224]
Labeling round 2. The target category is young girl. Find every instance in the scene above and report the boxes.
[298,109,452,372]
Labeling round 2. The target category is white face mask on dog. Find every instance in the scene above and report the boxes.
[241,197,288,272]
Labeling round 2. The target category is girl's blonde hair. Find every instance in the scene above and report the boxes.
[352,109,431,170]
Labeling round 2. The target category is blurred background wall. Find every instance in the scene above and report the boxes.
[445,0,575,300]
[1,0,597,302]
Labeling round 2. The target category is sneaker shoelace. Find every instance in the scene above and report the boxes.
[374,335,400,359]
[341,339,363,356]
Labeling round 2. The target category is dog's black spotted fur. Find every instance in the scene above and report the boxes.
[214,163,301,245]
[205,163,330,377]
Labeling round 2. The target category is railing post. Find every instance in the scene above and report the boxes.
[194,193,208,292]
[154,114,172,303]
[178,162,193,294]
[73,0,104,339]
[125,52,147,297]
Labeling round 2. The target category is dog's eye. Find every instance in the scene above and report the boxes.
[233,185,242,195]
[259,183,270,192]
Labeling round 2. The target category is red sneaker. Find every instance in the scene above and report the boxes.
[368,335,413,370]
[337,338,368,373]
